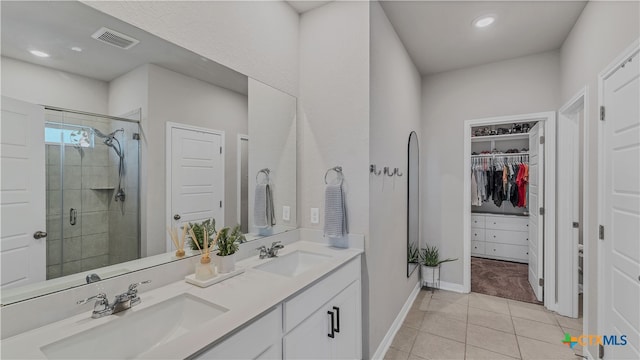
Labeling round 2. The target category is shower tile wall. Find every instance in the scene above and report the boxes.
[45,112,139,279]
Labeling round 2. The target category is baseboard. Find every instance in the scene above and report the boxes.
[438,281,465,293]
[371,282,421,360]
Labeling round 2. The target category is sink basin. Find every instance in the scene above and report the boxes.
[41,293,228,359]
[255,251,331,277]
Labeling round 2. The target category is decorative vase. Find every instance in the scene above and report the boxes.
[215,252,236,274]
[420,265,440,288]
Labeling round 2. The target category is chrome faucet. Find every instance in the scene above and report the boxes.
[77,280,151,318]
[257,241,285,259]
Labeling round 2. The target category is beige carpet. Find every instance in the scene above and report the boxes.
[471,257,542,304]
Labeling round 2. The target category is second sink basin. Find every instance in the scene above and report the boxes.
[41,293,228,359]
[255,250,331,277]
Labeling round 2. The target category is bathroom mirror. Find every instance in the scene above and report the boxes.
[0,1,296,304]
[407,131,419,277]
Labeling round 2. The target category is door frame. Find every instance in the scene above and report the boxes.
[597,38,640,346]
[165,122,225,251]
[463,111,557,310]
[236,134,249,227]
[556,87,589,319]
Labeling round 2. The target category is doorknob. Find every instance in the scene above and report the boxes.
[33,231,47,239]
[174,214,181,220]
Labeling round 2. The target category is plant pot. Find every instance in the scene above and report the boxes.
[214,252,236,273]
[421,265,440,287]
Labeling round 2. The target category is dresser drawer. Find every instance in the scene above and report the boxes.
[485,229,528,246]
[485,215,528,231]
[471,241,485,255]
[485,242,529,263]
[471,215,485,228]
[471,228,485,241]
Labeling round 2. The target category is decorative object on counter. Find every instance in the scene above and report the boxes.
[420,245,457,291]
[187,218,216,251]
[324,166,349,248]
[194,229,217,281]
[167,225,187,258]
[213,225,244,273]
[185,267,246,288]
[254,168,276,232]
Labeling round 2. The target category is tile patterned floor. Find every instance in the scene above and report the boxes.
[384,289,584,360]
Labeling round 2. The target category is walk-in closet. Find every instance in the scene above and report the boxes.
[469,120,542,303]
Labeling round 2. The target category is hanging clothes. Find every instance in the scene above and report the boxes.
[471,154,529,209]
[471,172,480,206]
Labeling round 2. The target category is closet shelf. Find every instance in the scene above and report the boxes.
[471,133,529,142]
[90,187,115,190]
[471,152,529,158]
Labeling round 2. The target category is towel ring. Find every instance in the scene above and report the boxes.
[324,166,344,185]
[256,168,270,184]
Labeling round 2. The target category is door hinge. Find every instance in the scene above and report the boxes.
[599,343,604,358]
[220,146,222,154]
[572,222,580,228]
[219,200,222,208]
[539,207,545,216]
[539,135,545,144]
[539,278,544,286]
[600,106,605,121]
[599,225,605,240]
[133,133,140,140]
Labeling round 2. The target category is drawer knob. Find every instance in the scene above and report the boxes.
[493,222,497,225]
[474,233,477,236]
[526,252,529,255]
[493,235,496,238]
[493,249,496,252]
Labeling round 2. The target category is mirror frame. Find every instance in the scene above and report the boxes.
[407,131,419,277]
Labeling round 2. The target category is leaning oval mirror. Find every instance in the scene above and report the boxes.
[407,131,419,277]
[0,1,297,304]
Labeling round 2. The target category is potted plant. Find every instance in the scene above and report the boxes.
[213,224,245,273]
[187,218,217,251]
[408,243,419,264]
[420,245,457,288]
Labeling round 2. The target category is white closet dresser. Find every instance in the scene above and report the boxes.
[471,213,529,263]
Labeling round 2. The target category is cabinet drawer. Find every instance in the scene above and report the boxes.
[485,216,528,231]
[485,242,529,263]
[471,228,485,241]
[471,215,485,228]
[471,241,485,255]
[284,256,360,333]
[485,229,528,246]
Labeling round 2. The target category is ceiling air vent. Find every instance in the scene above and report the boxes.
[91,27,139,50]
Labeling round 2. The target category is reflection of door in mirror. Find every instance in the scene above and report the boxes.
[238,135,249,233]
[44,108,141,281]
[167,123,224,251]
[407,131,420,277]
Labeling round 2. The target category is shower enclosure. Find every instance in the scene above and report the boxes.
[45,108,140,279]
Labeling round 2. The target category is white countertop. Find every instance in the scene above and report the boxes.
[1,241,362,359]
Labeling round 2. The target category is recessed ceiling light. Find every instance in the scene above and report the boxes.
[71,47,83,52]
[29,50,50,58]
[473,15,496,28]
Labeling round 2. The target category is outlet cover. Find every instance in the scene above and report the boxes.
[283,206,291,221]
[310,208,319,224]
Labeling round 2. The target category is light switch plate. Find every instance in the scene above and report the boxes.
[283,206,290,221]
[310,208,319,224]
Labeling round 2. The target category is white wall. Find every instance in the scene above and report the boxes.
[369,1,422,356]
[421,51,561,285]
[248,79,297,234]
[559,1,639,357]
[82,0,299,97]
[146,64,248,256]
[1,57,108,114]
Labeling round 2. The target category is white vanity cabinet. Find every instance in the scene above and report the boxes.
[193,306,283,360]
[283,257,362,360]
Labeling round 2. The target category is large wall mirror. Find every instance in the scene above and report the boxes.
[407,131,419,277]
[0,1,297,304]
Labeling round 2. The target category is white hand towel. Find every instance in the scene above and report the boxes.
[324,183,348,238]
[254,184,275,228]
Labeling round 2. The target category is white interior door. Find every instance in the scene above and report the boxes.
[528,122,544,301]
[600,49,639,360]
[557,109,581,317]
[168,125,224,250]
[1,97,46,288]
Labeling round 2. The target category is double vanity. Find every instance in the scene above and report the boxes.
[1,239,363,359]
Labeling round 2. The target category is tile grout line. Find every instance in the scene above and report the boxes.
[509,301,525,360]
[464,291,470,360]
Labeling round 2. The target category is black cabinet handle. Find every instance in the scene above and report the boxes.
[327,311,335,338]
[333,306,340,333]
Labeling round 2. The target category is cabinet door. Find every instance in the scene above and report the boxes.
[331,280,361,360]
[284,304,332,359]
[195,307,282,359]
